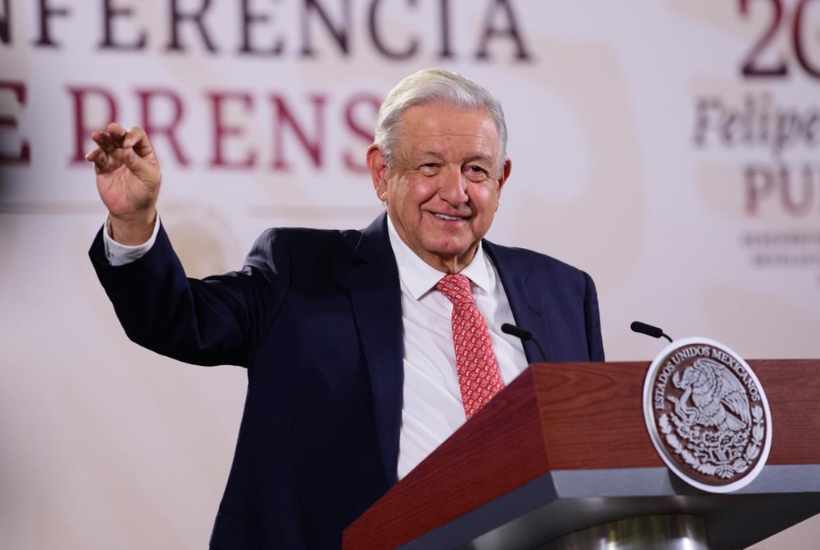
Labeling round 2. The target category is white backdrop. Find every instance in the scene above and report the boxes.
[1,1,818,548]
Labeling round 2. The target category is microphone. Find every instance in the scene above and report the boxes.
[501,323,548,363]
[630,321,673,343]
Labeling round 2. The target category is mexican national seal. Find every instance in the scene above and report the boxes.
[643,337,772,493]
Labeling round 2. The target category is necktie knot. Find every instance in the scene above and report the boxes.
[436,274,474,305]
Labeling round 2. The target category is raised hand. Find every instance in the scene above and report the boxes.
[87,123,161,245]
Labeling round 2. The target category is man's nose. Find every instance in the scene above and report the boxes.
[438,166,469,205]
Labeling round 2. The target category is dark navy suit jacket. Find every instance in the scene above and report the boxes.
[90,213,604,549]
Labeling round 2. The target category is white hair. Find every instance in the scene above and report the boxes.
[374,68,508,175]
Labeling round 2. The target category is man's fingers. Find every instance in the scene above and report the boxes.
[90,123,157,178]
[91,131,117,154]
[123,147,159,184]
[86,147,109,174]
[123,126,154,158]
[93,124,154,161]
[107,122,127,145]
[85,147,102,162]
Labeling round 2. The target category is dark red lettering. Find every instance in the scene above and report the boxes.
[207,91,256,169]
[739,0,788,77]
[745,164,775,214]
[781,165,814,215]
[793,0,820,79]
[271,94,326,170]
[343,94,380,173]
[137,88,189,166]
[67,86,118,164]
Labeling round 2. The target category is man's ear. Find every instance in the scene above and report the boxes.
[497,158,512,195]
[366,145,389,202]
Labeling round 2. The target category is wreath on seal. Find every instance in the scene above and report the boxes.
[659,406,764,479]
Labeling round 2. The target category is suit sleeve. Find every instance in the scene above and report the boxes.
[582,271,605,361]
[89,223,290,368]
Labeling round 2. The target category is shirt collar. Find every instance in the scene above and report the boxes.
[386,213,491,300]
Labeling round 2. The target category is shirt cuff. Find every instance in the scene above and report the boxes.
[103,214,161,267]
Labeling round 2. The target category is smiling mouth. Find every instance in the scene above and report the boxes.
[433,213,468,221]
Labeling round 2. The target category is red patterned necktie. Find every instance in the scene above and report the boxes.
[437,274,505,419]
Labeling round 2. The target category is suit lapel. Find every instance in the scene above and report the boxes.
[340,226,552,485]
[483,241,553,365]
[342,213,404,486]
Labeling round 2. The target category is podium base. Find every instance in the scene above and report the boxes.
[539,515,709,550]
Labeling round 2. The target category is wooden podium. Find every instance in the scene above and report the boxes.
[343,360,820,550]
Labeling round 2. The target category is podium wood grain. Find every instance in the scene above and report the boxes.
[342,360,820,549]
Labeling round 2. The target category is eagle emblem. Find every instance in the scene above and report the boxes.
[668,358,751,433]
[643,338,772,493]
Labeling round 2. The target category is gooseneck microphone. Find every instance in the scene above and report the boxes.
[630,321,673,343]
[501,323,549,363]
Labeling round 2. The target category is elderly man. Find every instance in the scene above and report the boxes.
[88,68,604,549]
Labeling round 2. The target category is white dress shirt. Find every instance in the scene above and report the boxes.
[386,216,527,480]
[103,214,528,480]
[103,214,161,267]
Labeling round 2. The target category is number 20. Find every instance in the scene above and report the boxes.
[740,0,820,78]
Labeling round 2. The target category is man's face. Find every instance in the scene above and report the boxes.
[367,103,511,273]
